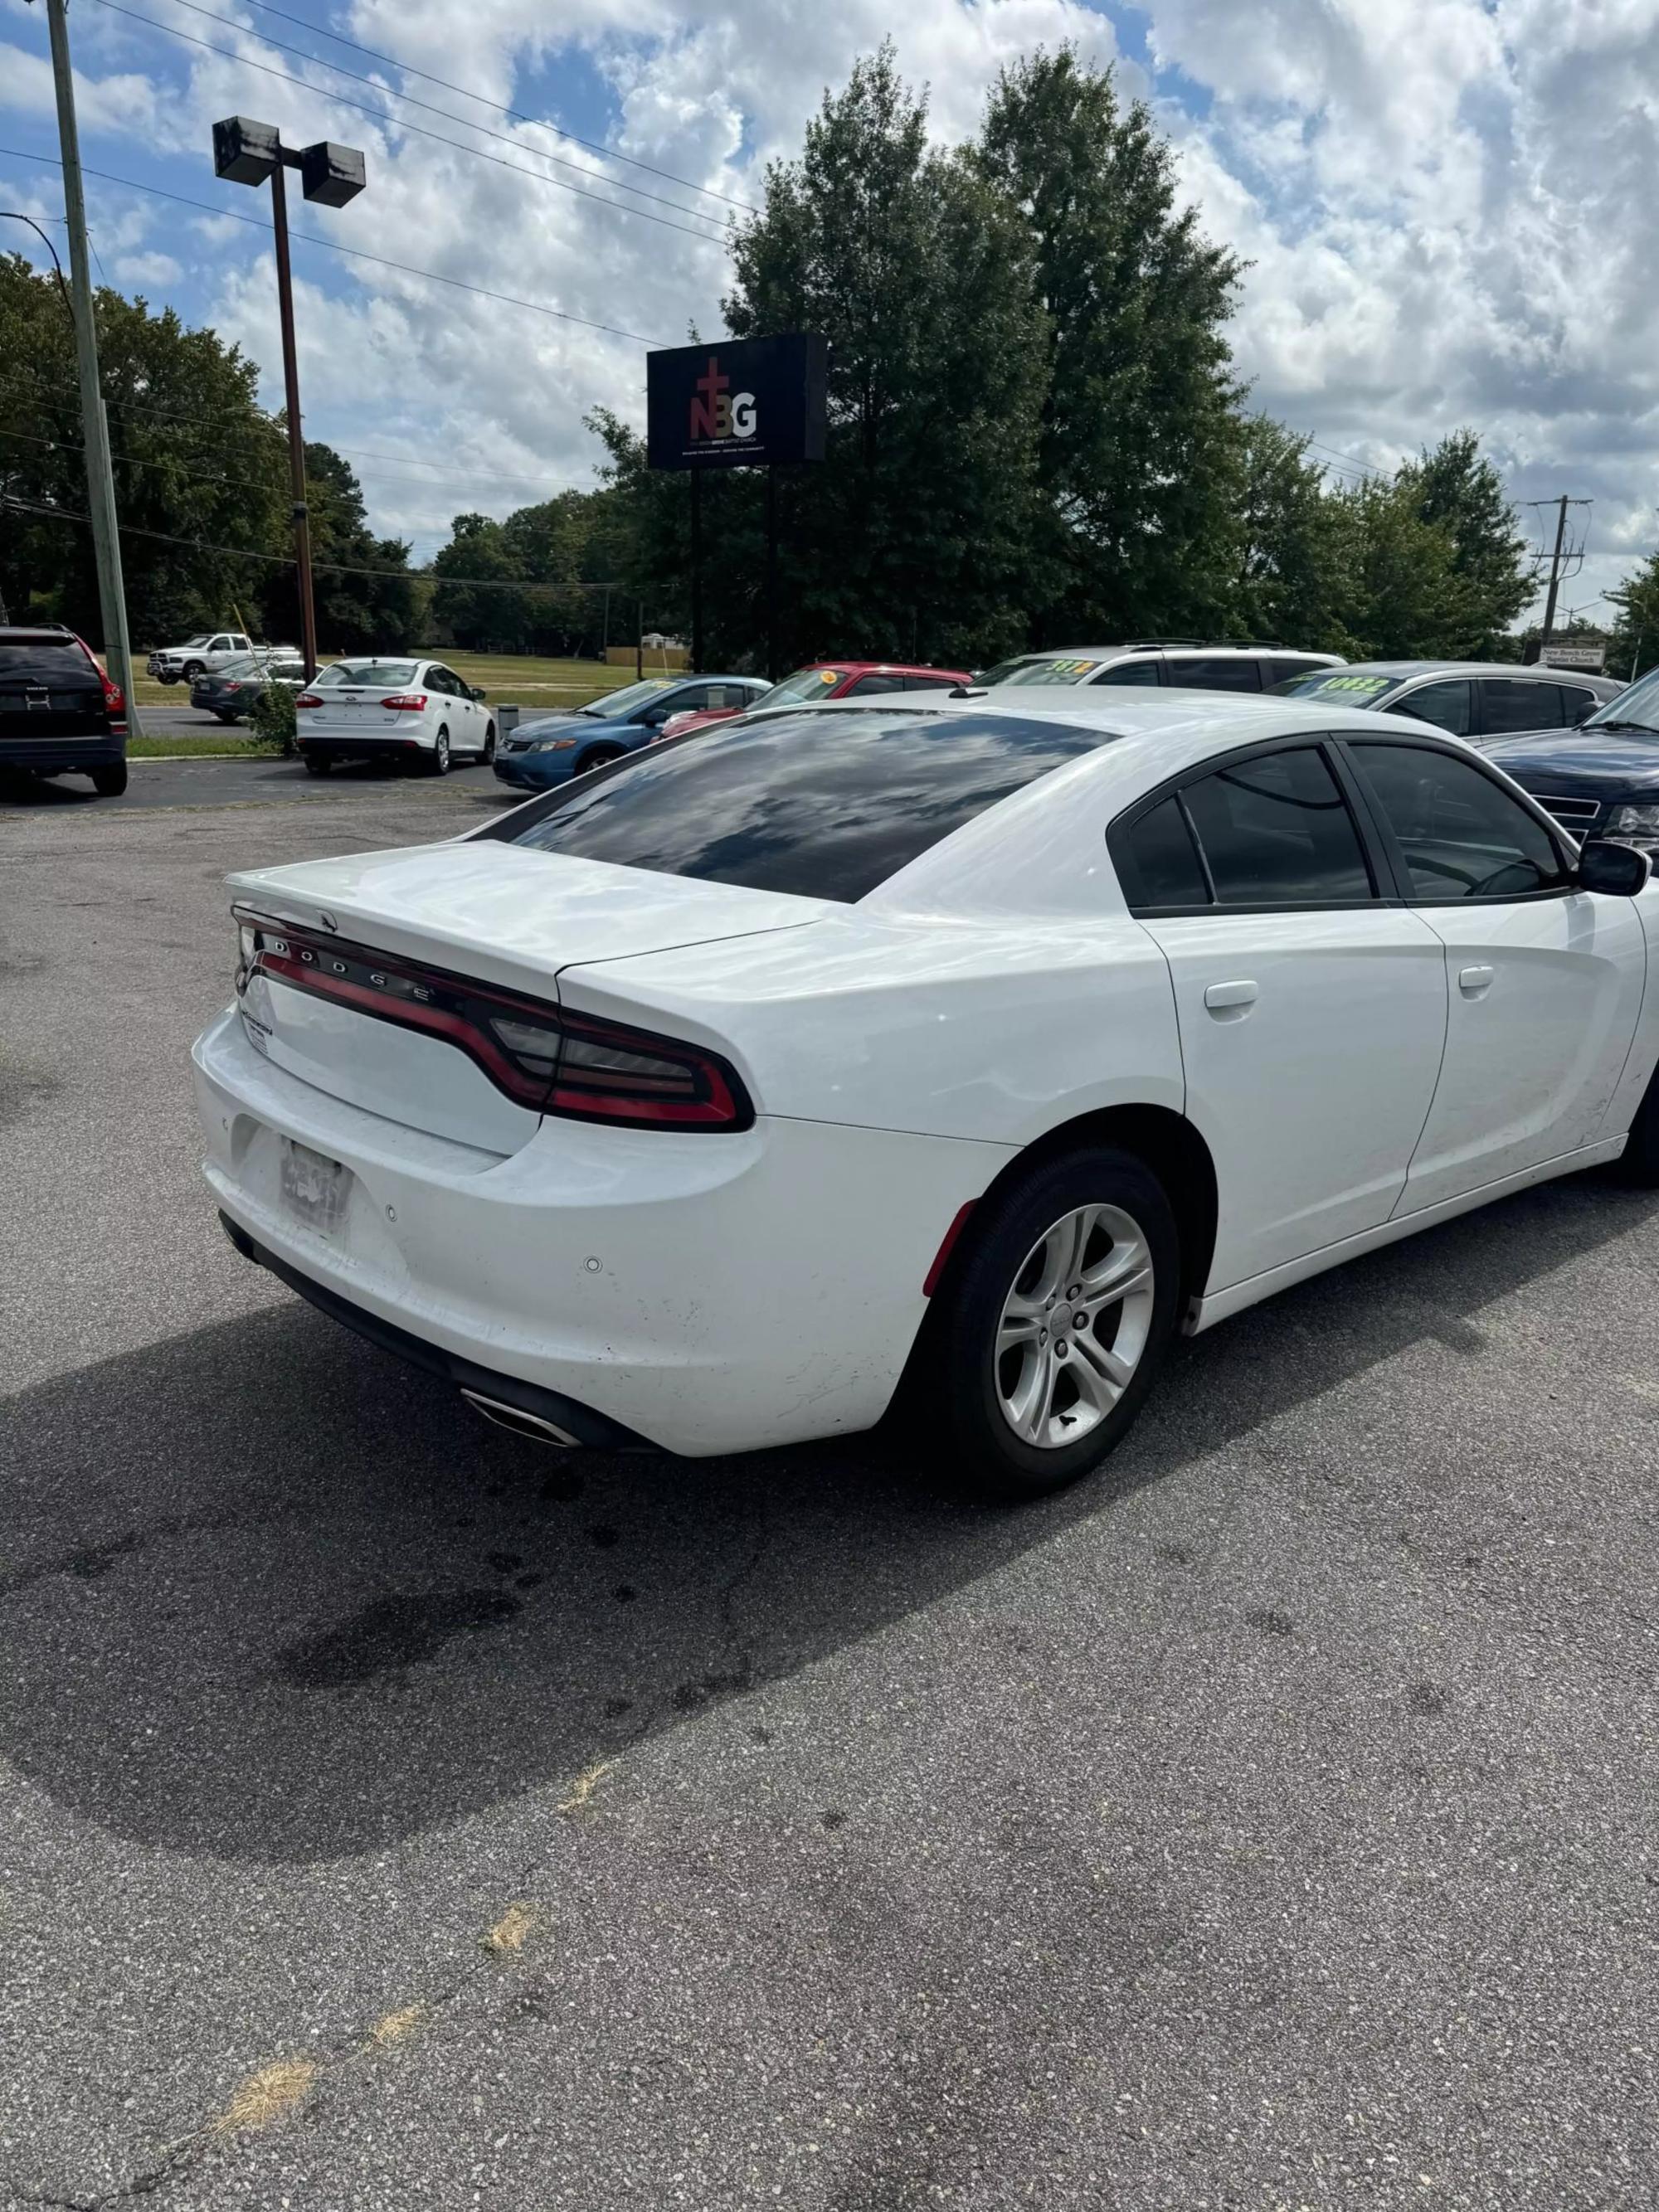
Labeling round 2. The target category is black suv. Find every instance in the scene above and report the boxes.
[0,625,128,797]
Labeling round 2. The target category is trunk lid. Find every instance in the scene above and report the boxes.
[227,842,828,1149]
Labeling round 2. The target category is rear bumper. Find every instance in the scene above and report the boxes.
[218,1211,651,1449]
[0,728,124,772]
[192,1006,1004,1457]
[297,735,429,759]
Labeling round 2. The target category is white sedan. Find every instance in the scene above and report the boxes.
[294,657,495,776]
[193,690,1659,1497]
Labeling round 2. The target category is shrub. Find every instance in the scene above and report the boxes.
[246,681,298,755]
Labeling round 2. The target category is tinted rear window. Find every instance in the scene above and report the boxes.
[0,638,95,683]
[489,709,1110,902]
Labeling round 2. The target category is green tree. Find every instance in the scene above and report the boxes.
[975,47,1244,643]
[260,441,418,654]
[0,253,287,645]
[1395,430,1531,653]
[1326,477,1479,659]
[1607,551,1659,682]
[1230,417,1352,649]
[713,44,1048,668]
[429,513,527,650]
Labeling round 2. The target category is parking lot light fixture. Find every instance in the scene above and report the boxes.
[212,117,367,682]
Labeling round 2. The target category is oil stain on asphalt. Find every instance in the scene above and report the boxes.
[275,1590,523,1689]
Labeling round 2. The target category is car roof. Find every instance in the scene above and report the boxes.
[0,625,75,640]
[1034,643,1339,659]
[804,659,972,677]
[1308,659,1612,681]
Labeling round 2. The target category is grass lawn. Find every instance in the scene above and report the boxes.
[131,652,664,710]
[128,734,271,757]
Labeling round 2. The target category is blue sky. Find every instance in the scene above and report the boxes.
[3,0,1656,615]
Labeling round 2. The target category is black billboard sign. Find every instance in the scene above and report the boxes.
[647,334,827,470]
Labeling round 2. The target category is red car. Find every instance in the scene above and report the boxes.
[655,659,972,741]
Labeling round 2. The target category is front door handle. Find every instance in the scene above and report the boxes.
[1204,980,1258,1013]
[1458,964,1495,996]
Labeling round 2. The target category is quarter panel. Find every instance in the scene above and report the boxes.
[558,913,1186,1144]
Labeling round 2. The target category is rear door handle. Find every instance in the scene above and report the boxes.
[1204,980,1258,1012]
[1458,965,1495,996]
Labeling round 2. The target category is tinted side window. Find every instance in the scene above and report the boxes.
[843,673,905,697]
[1181,746,1374,905]
[1350,742,1569,901]
[902,674,959,691]
[1092,659,1162,686]
[1389,679,1472,736]
[425,667,455,695]
[1114,797,1209,909]
[1263,656,1331,685]
[1559,684,1596,723]
[1479,678,1563,735]
[1172,657,1261,693]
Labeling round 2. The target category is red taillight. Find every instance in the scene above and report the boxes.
[101,675,124,717]
[381,693,428,712]
[231,909,752,1130]
[295,693,322,709]
[223,681,242,693]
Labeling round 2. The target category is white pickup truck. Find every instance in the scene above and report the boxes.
[147,630,255,683]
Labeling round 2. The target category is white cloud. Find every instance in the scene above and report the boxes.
[2,0,1657,616]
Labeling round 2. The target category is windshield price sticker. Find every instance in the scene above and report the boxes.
[1310,674,1392,698]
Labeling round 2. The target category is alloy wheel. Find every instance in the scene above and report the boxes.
[992,1203,1155,1449]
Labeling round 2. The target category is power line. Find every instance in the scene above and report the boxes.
[2,492,619,590]
[86,0,732,248]
[145,0,737,229]
[226,0,757,214]
[0,367,603,489]
[0,145,668,344]
[0,416,603,504]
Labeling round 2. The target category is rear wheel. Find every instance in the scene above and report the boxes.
[302,751,332,776]
[89,761,128,799]
[213,710,240,725]
[427,728,451,776]
[920,1146,1180,1501]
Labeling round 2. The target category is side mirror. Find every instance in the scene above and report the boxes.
[1577,838,1652,895]
[471,685,488,702]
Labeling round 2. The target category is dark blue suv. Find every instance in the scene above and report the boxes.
[494,673,767,792]
[1481,664,1659,851]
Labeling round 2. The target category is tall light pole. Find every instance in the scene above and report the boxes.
[212,117,365,679]
[28,0,141,733]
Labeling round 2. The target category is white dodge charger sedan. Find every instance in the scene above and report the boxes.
[193,692,1659,1497]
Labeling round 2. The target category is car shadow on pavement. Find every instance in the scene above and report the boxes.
[2,1173,1652,1864]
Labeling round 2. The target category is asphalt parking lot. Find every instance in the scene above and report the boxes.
[3,779,1658,2210]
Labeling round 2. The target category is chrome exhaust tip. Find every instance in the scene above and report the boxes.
[459,1388,581,1449]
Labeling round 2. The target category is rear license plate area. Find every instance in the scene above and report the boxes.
[280,1138,353,1237]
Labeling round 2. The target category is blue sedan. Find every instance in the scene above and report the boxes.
[493,673,768,791]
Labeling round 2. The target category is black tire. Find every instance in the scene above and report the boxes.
[89,761,128,798]
[577,743,625,772]
[919,1145,1181,1501]
[213,710,240,725]
[182,660,205,681]
[1618,1067,1659,1185]
[302,752,332,776]
[427,728,451,776]
[481,722,496,764]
